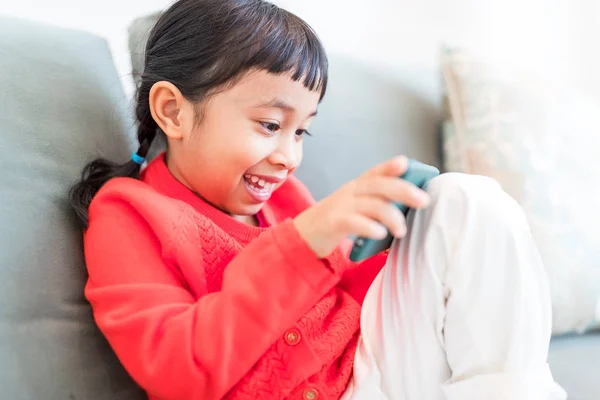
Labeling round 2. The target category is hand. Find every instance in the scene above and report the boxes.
[293,156,431,258]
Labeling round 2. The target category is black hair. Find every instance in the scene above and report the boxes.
[69,0,329,228]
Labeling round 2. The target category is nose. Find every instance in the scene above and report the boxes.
[269,134,300,170]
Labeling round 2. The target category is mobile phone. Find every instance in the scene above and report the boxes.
[348,159,440,262]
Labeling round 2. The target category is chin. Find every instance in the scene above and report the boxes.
[242,203,265,215]
[228,202,263,217]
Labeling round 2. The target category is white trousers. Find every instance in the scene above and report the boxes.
[343,173,568,400]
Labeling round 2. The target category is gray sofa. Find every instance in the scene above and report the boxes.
[1,15,598,400]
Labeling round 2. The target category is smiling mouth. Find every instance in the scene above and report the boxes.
[243,174,276,194]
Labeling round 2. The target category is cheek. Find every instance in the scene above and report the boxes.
[201,138,275,183]
[185,115,277,177]
[234,135,276,162]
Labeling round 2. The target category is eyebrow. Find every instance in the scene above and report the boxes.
[254,98,318,118]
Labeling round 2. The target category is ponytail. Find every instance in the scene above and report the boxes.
[69,105,158,229]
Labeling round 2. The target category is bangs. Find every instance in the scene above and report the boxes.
[237,4,329,99]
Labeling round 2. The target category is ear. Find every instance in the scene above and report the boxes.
[148,81,195,140]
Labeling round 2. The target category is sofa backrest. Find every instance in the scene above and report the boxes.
[294,55,442,199]
[0,16,145,400]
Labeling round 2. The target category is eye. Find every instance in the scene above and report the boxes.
[259,121,281,133]
[296,129,312,137]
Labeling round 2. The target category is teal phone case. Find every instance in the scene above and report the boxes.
[348,159,440,262]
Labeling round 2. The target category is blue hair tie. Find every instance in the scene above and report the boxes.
[131,152,145,165]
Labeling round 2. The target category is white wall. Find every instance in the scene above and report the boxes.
[1,0,599,99]
[276,0,600,97]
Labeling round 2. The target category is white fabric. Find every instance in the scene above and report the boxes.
[342,173,567,400]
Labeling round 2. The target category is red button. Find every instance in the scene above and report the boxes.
[303,388,319,400]
[284,329,301,346]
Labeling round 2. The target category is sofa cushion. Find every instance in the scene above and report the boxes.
[549,332,600,400]
[0,16,144,400]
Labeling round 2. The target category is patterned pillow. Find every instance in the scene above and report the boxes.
[441,48,600,335]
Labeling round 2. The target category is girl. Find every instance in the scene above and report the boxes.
[70,0,566,399]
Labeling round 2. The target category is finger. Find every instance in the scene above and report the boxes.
[355,176,431,209]
[363,155,409,178]
[341,214,389,240]
[355,197,407,237]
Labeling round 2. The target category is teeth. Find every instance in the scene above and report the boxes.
[245,175,273,191]
[244,174,281,192]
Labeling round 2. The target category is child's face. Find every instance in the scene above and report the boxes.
[167,69,321,219]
